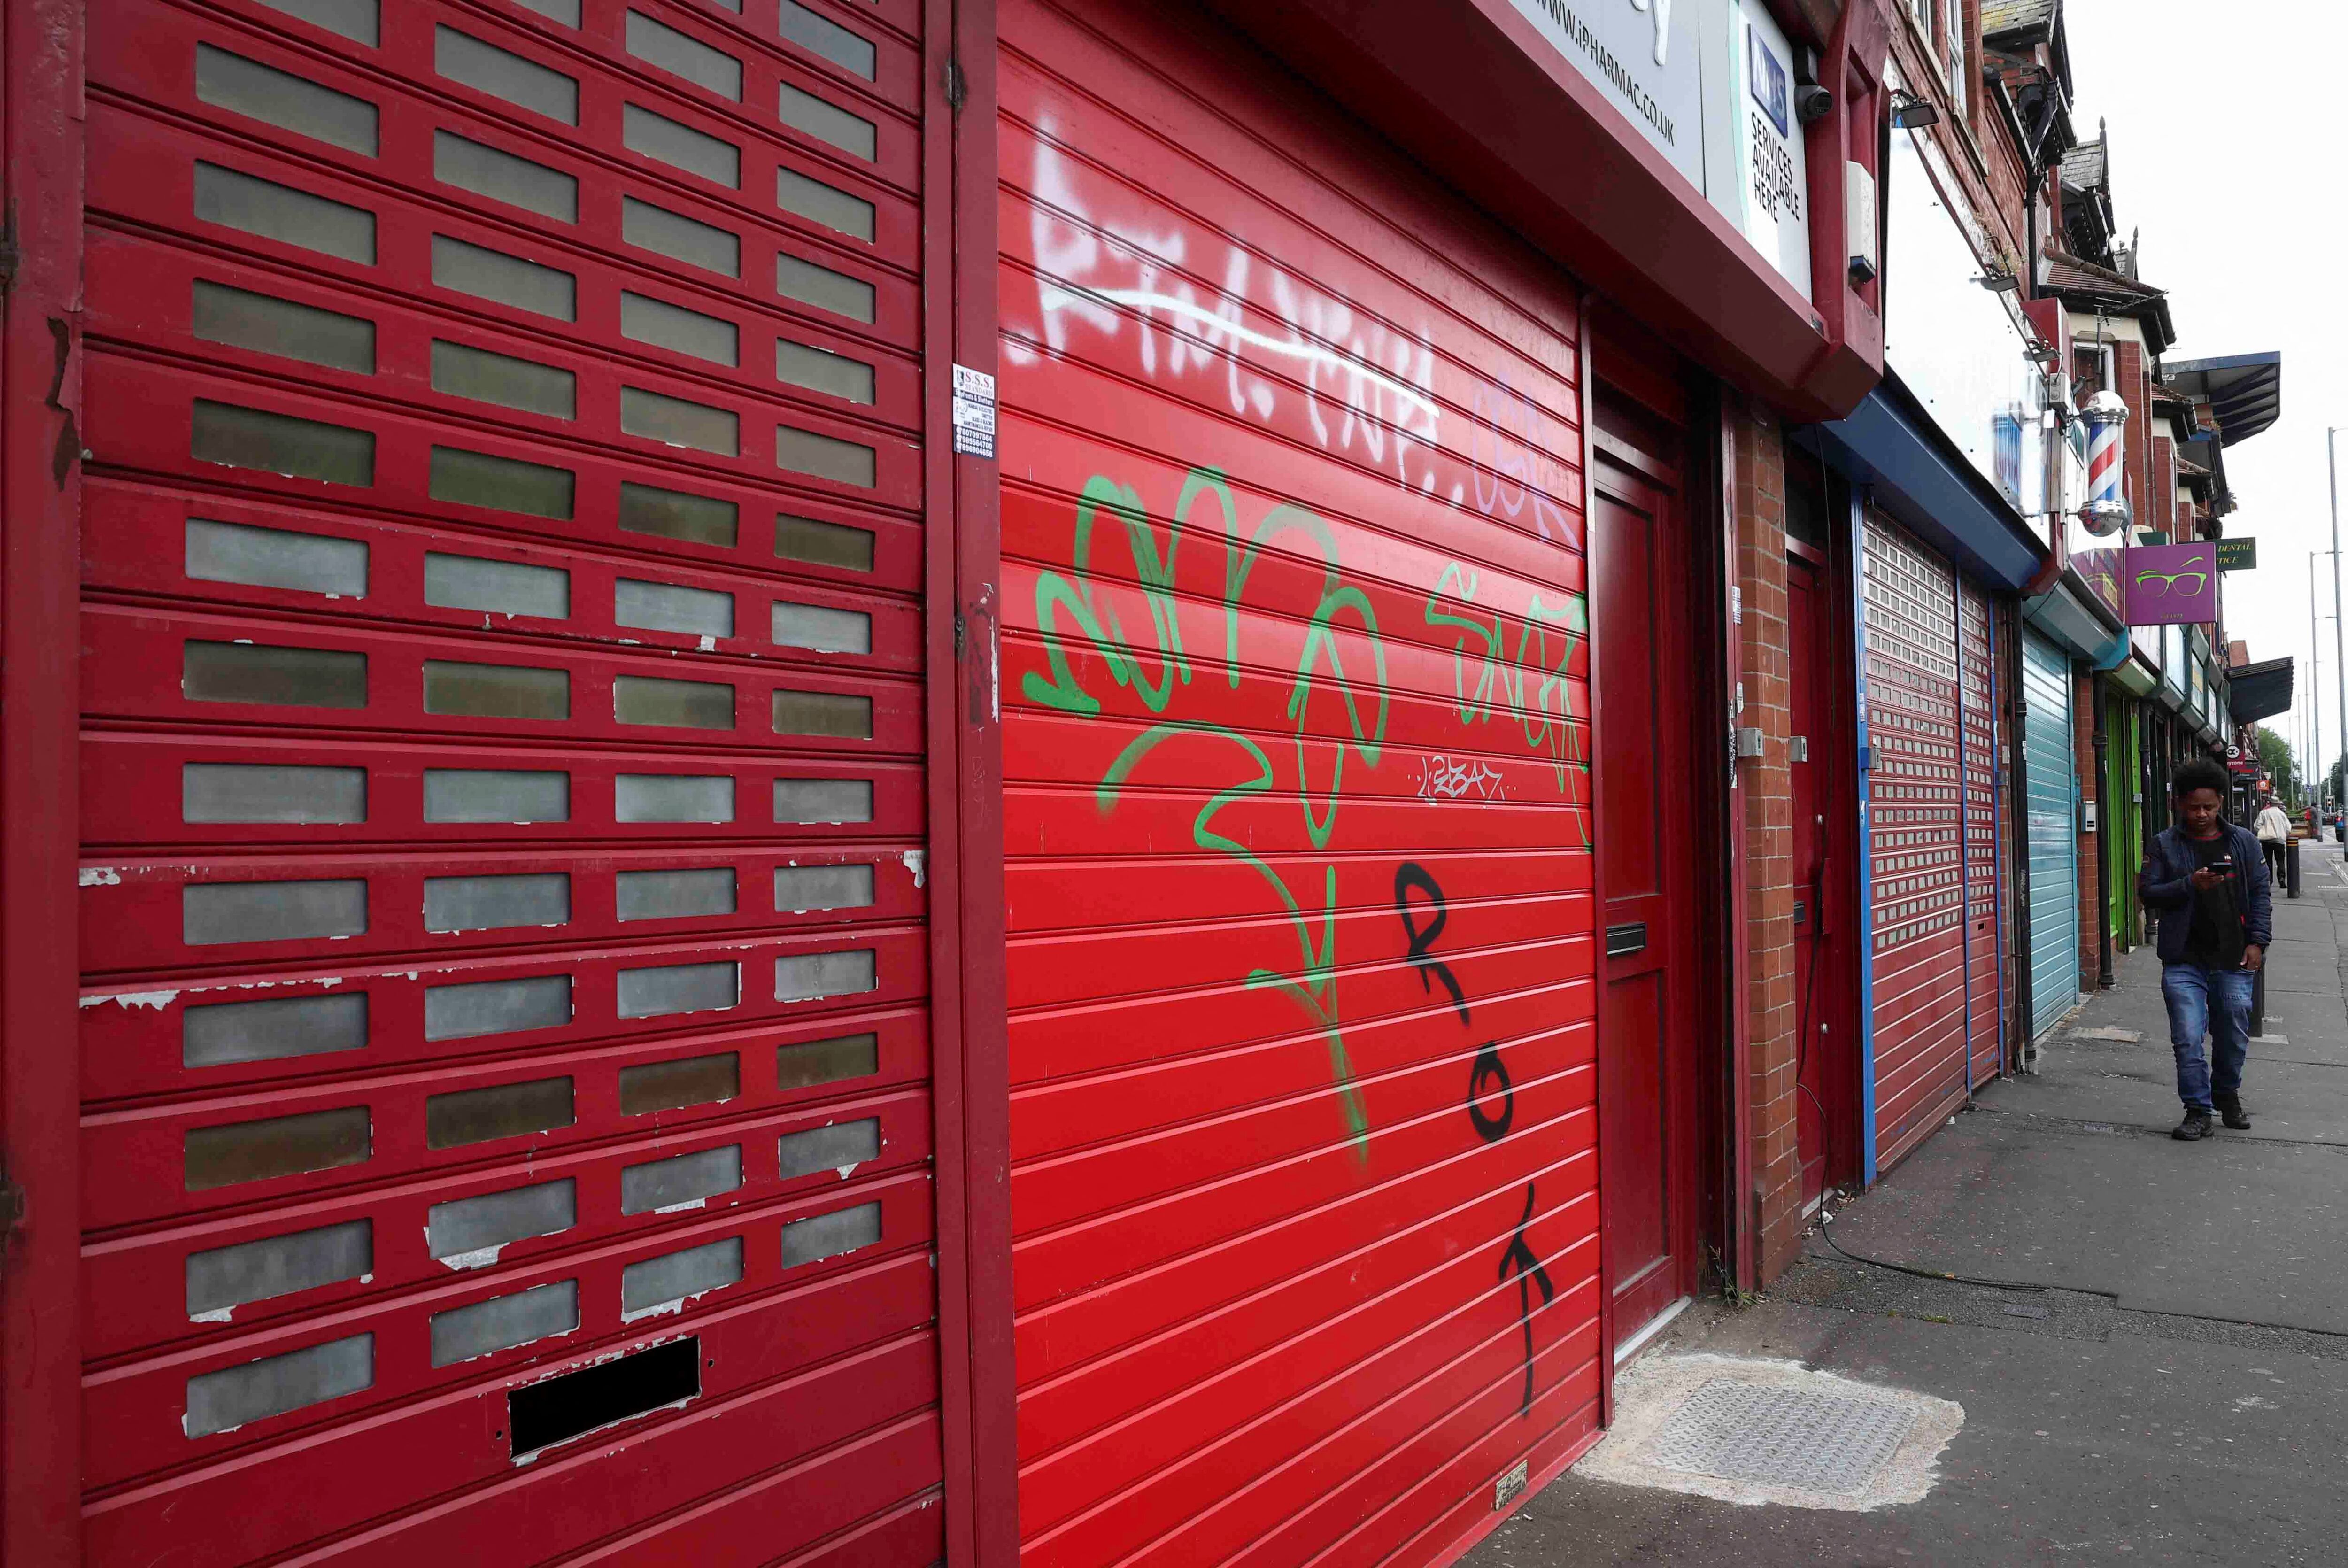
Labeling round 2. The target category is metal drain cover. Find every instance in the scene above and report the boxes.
[1646,1378,1918,1496]
[1578,1355,1965,1511]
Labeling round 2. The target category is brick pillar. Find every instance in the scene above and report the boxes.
[2151,436,2176,541]
[2074,670,2102,993]
[1727,395,1802,1285]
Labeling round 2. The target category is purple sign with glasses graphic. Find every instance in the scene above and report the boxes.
[2124,541,2219,626]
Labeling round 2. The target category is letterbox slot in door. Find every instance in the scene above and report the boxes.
[507,1336,699,1459]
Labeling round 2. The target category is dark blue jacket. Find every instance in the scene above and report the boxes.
[2140,822,2272,965]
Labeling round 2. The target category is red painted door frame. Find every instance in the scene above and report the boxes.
[1576,309,1615,1415]
[1787,538,1861,1202]
[1788,553,1823,1205]
[1,2,88,1561]
[1588,387,1707,1355]
[928,0,1020,1562]
[1580,308,1738,1358]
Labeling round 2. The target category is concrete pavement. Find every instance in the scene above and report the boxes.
[1467,845,2348,1566]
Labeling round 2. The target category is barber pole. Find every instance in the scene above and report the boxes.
[2081,389,2132,535]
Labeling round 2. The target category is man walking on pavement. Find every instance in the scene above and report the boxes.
[2255,795,2293,882]
[2142,757,2272,1141]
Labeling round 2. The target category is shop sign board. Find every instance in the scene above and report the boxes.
[1506,0,1812,291]
[1506,0,1707,186]
[2216,537,2257,572]
[1708,0,1813,293]
[2125,542,2220,626]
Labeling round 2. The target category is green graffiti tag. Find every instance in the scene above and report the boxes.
[1024,466,1390,1154]
[1422,562,1590,837]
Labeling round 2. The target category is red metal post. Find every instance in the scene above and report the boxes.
[924,0,1016,1560]
[1,0,85,1561]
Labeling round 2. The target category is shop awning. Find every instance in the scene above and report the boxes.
[2228,655,2294,724]
[1808,375,2051,592]
[2165,353,2283,447]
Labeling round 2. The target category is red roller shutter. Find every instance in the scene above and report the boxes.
[999,0,1603,1563]
[72,0,951,1560]
[1862,512,1968,1173]
[1959,581,2005,1086]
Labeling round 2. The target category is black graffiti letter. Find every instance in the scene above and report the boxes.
[1466,1043,1515,1142]
[1394,862,1469,1022]
[1497,1182,1555,1417]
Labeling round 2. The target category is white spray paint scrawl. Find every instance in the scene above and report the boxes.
[1007,125,1579,547]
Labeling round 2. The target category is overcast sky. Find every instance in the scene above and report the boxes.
[2063,0,2348,777]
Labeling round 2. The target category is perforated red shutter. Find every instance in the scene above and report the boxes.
[1862,512,1968,1173]
[999,1,1601,1562]
[75,0,948,1560]
[1959,582,2003,1085]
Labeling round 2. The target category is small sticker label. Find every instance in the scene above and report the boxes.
[951,363,996,459]
[1493,1457,1529,1509]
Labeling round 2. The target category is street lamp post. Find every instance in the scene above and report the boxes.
[2333,426,2346,854]
[2314,554,2325,818]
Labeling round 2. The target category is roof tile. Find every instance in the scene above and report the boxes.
[2061,138,2106,193]
[1983,0,2058,41]
[2042,244,2165,306]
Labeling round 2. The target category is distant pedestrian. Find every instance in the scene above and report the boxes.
[2255,797,2293,881]
[2141,758,2271,1141]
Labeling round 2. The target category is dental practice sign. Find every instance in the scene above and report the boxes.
[1507,0,1814,292]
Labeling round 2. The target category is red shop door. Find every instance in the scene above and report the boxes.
[68,1,957,1562]
[1591,437,1701,1351]
[1788,550,1858,1206]
[999,0,1606,1561]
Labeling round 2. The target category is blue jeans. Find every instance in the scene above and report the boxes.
[2161,963,2254,1112]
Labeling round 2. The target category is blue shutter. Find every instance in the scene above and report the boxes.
[2022,630,2080,1036]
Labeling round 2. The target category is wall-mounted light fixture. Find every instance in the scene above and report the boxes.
[1973,270,2021,293]
[1889,90,1941,129]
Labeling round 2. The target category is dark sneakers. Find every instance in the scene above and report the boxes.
[2174,1110,2214,1141]
[2217,1096,2253,1131]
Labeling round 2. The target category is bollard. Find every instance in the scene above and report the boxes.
[2251,963,2267,1040]
[2290,839,2303,900]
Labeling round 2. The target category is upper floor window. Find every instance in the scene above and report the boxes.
[1910,0,1969,120]
[1945,0,1969,117]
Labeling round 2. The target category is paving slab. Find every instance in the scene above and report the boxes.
[1825,896,2348,1331]
[2001,1052,2348,1143]
[1464,837,2348,1566]
[1822,1105,2348,1334]
[1468,1300,2348,1567]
